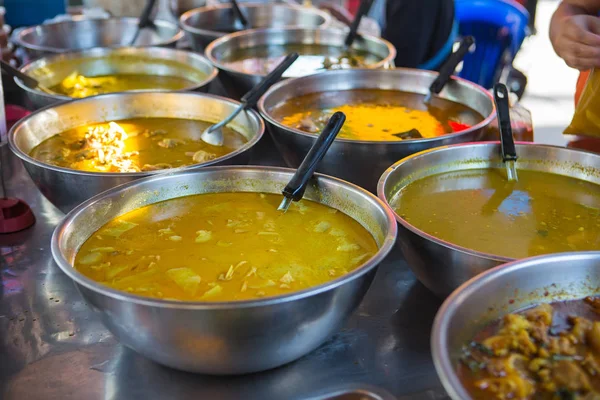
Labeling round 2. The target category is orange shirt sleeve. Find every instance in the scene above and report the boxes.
[575,70,591,107]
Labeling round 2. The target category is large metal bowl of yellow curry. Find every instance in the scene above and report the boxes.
[205,27,396,99]
[432,251,600,400]
[51,166,397,374]
[259,68,495,192]
[378,142,600,298]
[8,91,264,213]
[15,46,218,110]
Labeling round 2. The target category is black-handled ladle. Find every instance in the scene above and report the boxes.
[230,0,250,30]
[344,0,374,48]
[424,36,475,104]
[277,112,346,212]
[493,83,518,182]
[129,0,158,46]
[201,52,299,146]
[0,59,55,95]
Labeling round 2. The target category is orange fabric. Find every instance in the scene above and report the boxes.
[575,70,591,107]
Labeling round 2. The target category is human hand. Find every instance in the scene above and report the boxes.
[551,13,600,70]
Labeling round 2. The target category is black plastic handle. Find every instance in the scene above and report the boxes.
[429,36,475,95]
[230,0,249,28]
[282,112,346,202]
[493,83,517,162]
[344,0,374,48]
[138,0,157,29]
[241,52,299,108]
[0,59,39,89]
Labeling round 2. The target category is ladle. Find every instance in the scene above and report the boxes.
[493,83,518,181]
[129,0,158,46]
[0,60,56,95]
[344,0,374,48]
[278,112,346,212]
[424,36,475,104]
[201,52,299,146]
[230,0,250,30]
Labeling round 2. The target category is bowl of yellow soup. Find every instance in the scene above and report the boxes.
[205,27,396,99]
[51,166,397,374]
[8,91,264,213]
[259,69,495,192]
[15,46,218,109]
[377,142,600,298]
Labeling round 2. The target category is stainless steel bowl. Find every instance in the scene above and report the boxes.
[8,91,264,214]
[15,47,218,110]
[11,17,183,59]
[205,27,395,99]
[180,3,331,51]
[259,68,494,192]
[377,142,600,298]
[431,251,600,400]
[51,166,397,374]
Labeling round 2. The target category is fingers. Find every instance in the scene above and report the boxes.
[556,15,600,70]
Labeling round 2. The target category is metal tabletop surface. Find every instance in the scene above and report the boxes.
[0,141,448,400]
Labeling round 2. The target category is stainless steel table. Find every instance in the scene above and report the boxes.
[0,144,448,400]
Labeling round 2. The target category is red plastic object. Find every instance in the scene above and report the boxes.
[0,198,35,233]
[6,105,31,132]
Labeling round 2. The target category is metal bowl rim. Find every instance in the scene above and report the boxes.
[257,67,495,145]
[179,2,332,37]
[50,165,398,310]
[376,141,600,262]
[430,250,600,400]
[204,27,396,79]
[11,16,184,53]
[8,90,264,177]
[14,46,219,100]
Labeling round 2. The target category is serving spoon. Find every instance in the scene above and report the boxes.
[493,83,519,182]
[344,0,374,48]
[0,60,56,95]
[129,0,158,46]
[229,0,250,30]
[278,112,346,212]
[201,52,299,146]
[424,36,475,104]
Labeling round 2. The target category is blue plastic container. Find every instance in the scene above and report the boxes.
[455,0,529,89]
[5,0,66,28]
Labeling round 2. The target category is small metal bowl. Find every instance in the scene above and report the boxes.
[432,251,600,400]
[205,27,395,99]
[8,91,264,214]
[180,3,331,51]
[51,166,397,374]
[259,68,494,192]
[15,46,218,110]
[11,16,183,59]
[377,142,600,298]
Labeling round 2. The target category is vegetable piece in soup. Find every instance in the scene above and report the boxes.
[29,118,247,173]
[392,168,600,258]
[458,298,600,399]
[74,193,379,301]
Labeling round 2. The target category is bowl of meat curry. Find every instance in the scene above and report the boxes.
[51,166,397,374]
[378,142,600,297]
[259,68,495,192]
[15,46,218,109]
[8,91,263,213]
[432,251,600,400]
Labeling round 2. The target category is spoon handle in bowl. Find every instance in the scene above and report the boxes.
[230,0,250,28]
[0,60,39,89]
[427,36,475,99]
[280,112,346,204]
[241,52,299,108]
[138,0,158,29]
[344,0,374,48]
[493,83,517,163]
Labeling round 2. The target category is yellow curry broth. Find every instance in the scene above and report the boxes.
[74,193,378,302]
[30,118,246,173]
[51,72,196,98]
[393,169,600,259]
[270,89,483,141]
